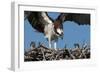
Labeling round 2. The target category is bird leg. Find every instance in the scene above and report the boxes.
[54,42,57,50]
[48,37,51,49]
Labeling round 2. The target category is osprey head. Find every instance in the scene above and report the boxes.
[53,20,63,38]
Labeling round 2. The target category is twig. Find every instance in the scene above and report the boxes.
[40,48,46,61]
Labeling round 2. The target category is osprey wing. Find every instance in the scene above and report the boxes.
[24,11,53,33]
[57,13,90,25]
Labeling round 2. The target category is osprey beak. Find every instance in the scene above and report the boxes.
[60,33,63,40]
[61,35,63,40]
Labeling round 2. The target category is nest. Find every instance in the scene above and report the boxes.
[24,44,90,61]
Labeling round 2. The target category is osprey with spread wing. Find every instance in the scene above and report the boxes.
[24,11,90,49]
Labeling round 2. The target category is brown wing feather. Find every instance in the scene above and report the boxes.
[24,11,54,33]
[57,13,90,25]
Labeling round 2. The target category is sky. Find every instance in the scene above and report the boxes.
[24,12,90,50]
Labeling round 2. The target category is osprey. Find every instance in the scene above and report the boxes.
[24,11,90,49]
